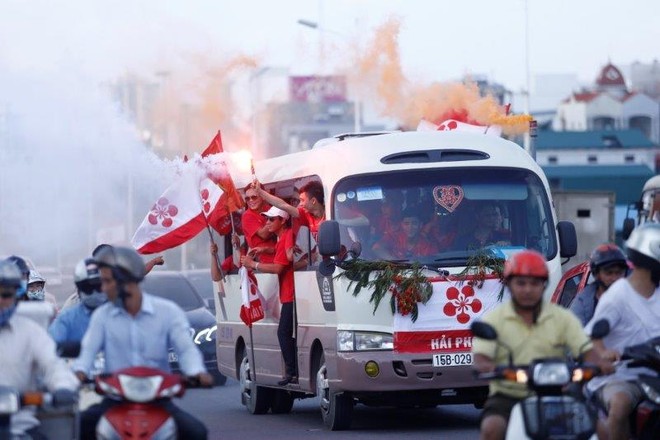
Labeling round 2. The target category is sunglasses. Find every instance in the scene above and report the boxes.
[265,216,282,223]
[0,292,14,299]
[245,195,260,201]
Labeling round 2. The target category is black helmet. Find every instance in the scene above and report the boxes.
[92,244,113,258]
[94,246,146,283]
[589,243,627,273]
[6,255,30,278]
[0,260,24,289]
[74,258,102,294]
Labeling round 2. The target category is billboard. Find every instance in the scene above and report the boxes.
[289,75,346,103]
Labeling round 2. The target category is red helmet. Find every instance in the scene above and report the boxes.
[503,250,549,280]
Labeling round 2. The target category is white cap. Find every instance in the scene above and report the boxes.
[261,206,290,220]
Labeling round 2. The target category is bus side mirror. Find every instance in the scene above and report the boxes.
[622,218,635,240]
[318,221,341,256]
[557,221,577,258]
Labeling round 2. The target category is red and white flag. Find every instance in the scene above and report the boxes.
[131,164,230,254]
[238,267,264,327]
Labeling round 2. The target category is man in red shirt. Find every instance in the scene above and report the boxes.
[256,180,325,241]
[241,206,303,386]
[241,185,277,263]
[372,207,438,260]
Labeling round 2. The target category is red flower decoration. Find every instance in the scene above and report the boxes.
[148,197,179,228]
[442,285,483,324]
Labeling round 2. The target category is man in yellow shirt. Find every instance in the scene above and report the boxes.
[472,250,612,440]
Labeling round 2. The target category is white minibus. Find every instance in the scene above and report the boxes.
[215,130,577,430]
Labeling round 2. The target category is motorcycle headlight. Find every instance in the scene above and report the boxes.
[0,389,19,414]
[532,362,570,386]
[337,331,393,352]
[194,326,217,345]
[639,377,660,404]
[118,375,163,403]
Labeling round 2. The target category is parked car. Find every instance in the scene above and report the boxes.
[182,269,216,313]
[141,271,226,386]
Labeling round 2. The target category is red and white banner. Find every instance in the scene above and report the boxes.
[131,165,229,254]
[393,276,505,353]
[417,119,502,137]
[239,267,265,327]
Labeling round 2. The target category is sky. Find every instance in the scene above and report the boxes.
[1,0,658,92]
[0,0,658,270]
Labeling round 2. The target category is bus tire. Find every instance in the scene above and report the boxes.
[270,390,294,414]
[239,347,271,414]
[315,352,353,430]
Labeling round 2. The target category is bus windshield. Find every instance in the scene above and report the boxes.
[332,167,556,266]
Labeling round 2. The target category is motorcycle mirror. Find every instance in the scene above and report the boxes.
[470,321,498,341]
[590,319,610,340]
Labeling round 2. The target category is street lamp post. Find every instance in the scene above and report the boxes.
[297,19,361,133]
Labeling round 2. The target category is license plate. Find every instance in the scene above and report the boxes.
[168,352,178,363]
[432,352,473,367]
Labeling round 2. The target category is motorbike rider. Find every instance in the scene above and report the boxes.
[48,258,107,344]
[26,269,59,310]
[6,255,30,298]
[570,243,628,325]
[0,259,79,439]
[472,249,613,440]
[585,223,660,440]
[72,246,212,440]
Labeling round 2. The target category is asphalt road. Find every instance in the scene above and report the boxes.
[178,378,481,440]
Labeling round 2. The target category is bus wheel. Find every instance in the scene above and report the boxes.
[270,390,294,414]
[315,352,353,430]
[239,347,271,414]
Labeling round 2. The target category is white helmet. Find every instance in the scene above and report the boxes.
[26,269,46,301]
[626,223,660,285]
[28,269,46,286]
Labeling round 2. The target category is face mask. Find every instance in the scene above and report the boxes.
[81,290,108,309]
[27,289,45,301]
[0,304,16,327]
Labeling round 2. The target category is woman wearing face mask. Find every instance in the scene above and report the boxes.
[48,258,107,344]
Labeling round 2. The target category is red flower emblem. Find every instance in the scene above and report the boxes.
[443,285,483,324]
[148,197,178,228]
[200,188,211,213]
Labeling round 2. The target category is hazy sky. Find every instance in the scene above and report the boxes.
[1,0,658,91]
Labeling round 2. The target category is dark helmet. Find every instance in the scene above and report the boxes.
[625,223,660,283]
[6,255,30,278]
[503,250,549,280]
[589,243,627,273]
[94,246,146,283]
[0,260,24,290]
[92,244,113,258]
[74,258,102,294]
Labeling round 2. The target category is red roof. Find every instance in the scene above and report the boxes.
[563,92,599,103]
[596,63,626,86]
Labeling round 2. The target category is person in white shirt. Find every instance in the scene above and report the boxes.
[585,223,660,440]
[0,259,79,439]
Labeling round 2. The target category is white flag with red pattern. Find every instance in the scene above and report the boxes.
[393,276,505,353]
[131,165,230,254]
[239,267,265,327]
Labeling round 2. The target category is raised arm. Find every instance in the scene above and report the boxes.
[256,186,299,219]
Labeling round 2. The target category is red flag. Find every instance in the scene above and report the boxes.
[202,132,244,214]
[202,131,223,157]
[131,167,229,254]
[239,267,264,327]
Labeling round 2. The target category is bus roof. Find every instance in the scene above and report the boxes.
[245,131,543,189]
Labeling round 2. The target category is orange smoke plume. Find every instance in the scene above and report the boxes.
[349,17,531,135]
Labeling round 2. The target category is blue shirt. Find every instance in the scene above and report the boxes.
[72,292,205,377]
[569,282,598,326]
[48,303,93,343]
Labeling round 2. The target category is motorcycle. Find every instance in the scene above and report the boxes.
[93,366,192,440]
[0,386,77,440]
[608,336,660,439]
[471,319,610,440]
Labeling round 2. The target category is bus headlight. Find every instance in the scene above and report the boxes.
[337,331,393,352]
